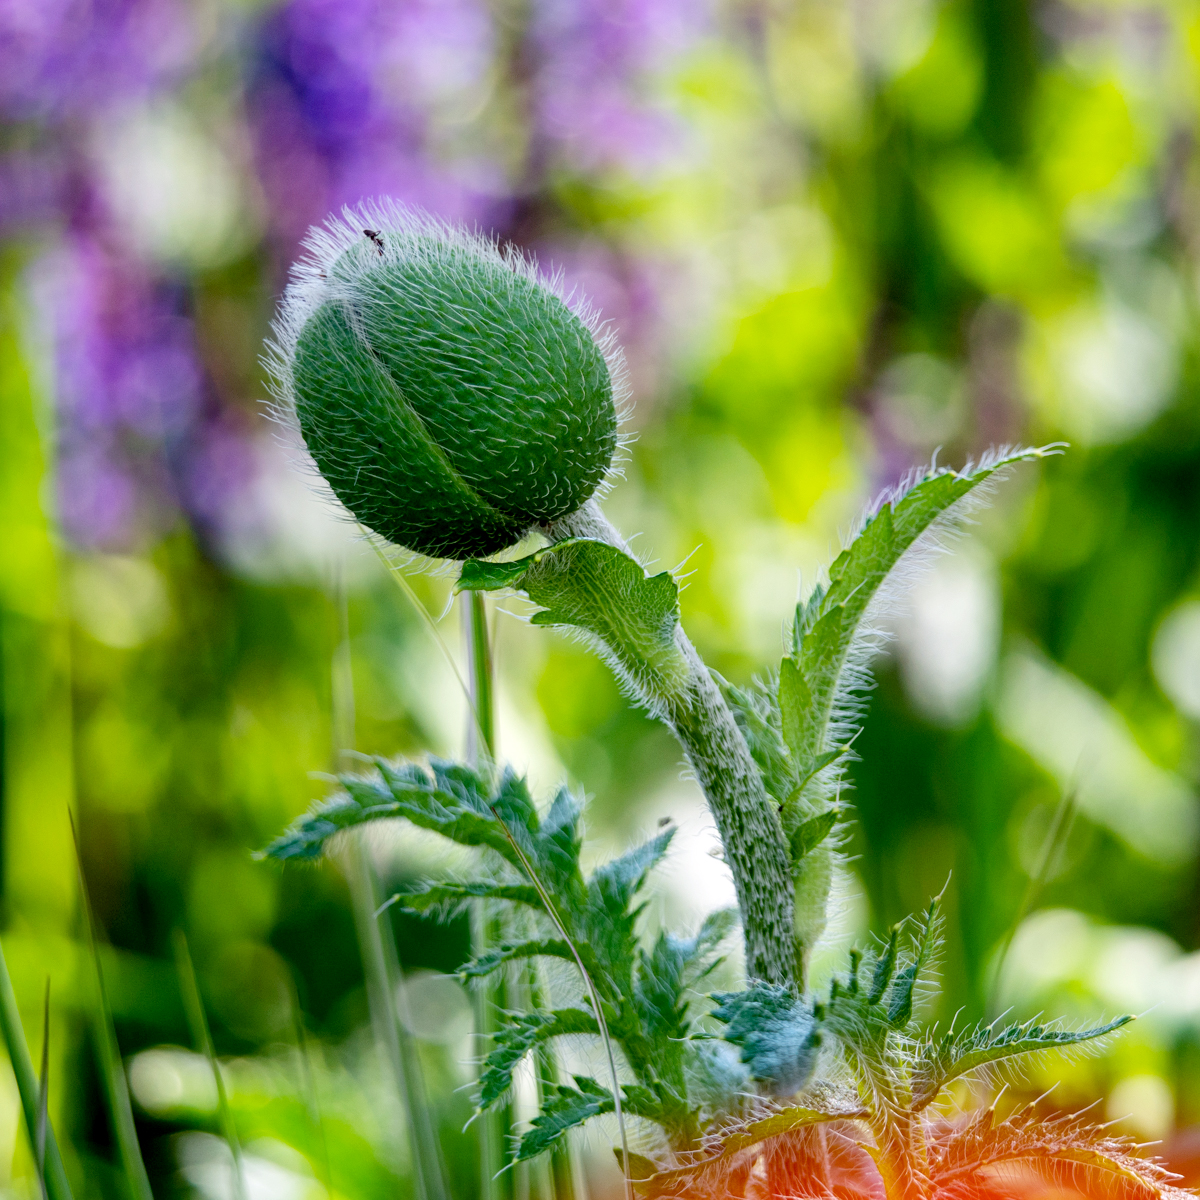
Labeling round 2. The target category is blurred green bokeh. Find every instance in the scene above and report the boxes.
[3,0,1200,1195]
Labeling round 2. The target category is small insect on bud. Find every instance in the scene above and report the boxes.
[267,201,624,560]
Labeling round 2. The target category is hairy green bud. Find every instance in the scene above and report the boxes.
[267,201,624,560]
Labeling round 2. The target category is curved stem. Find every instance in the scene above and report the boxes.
[546,502,796,988]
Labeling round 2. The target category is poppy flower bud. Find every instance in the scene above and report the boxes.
[267,202,623,560]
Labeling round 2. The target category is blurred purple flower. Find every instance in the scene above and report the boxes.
[30,234,204,548]
[0,0,268,554]
[0,0,194,120]
[529,0,708,175]
[251,0,500,249]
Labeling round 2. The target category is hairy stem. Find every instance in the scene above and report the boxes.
[546,502,796,988]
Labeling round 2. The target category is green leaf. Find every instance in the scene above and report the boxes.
[816,897,945,1072]
[643,1095,863,1189]
[634,909,737,1095]
[582,828,676,992]
[912,1014,1132,1111]
[786,748,848,812]
[388,881,544,916]
[460,539,688,703]
[260,757,525,865]
[711,983,819,1096]
[590,828,675,925]
[480,1009,600,1109]
[516,1076,614,1161]
[866,927,899,1004]
[781,449,1050,771]
[720,1100,866,1156]
[886,897,941,1028]
[725,678,793,804]
[530,784,585,898]
[459,938,577,980]
[613,1148,658,1182]
[787,810,838,863]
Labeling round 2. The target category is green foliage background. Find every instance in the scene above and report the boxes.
[2,0,1200,1194]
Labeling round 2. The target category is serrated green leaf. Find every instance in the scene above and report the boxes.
[634,909,737,1099]
[388,881,544,916]
[532,785,585,898]
[259,758,522,864]
[816,897,945,1076]
[460,538,688,701]
[459,938,576,980]
[866,927,899,1005]
[911,1014,1132,1111]
[643,1096,862,1189]
[782,449,1048,770]
[711,982,819,1096]
[583,828,676,994]
[886,897,941,1028]
[591,828,675,924]
[480,1009,600,1109]
[516,1076,614,1161]
[720,1100,866,1155]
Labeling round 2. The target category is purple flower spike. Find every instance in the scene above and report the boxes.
[530,0,710,175]
[250,0,500,251]
[0,0,195,120]
[30,234,205,549]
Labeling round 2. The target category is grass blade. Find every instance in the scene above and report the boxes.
[346,840,451,1200]
[331,572,450,1200]
[989,783,1078,1016]
[0,937,72,1200]
[37,979,49,1200]
[289,975,332,1192]
[173,931,246,1200]
[69,815,154,1200]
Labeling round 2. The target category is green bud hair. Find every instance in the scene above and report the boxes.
[266,200,626,560]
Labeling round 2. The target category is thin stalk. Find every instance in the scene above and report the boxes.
[365,532,492,751]
[69,816,153,1200]
[173,931,246,1200]
[288,975,332,1193]
[331,573,450,1200]
[347,844,450,1200]
[988,784,1077,1017]
[486,809,634,1200]
[0,937,72,1200]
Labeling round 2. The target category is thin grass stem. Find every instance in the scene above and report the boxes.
[331,571,450,1200]
[367,533,492,749]
[346,842,450,1200]
[288,977,332,1192]
[36,980,49,1200]
[988,783,1077,1016]
[173,931,246,1200]
[486,811,634,1200]
[68,816,153,1200]
[0,937,72,1200]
